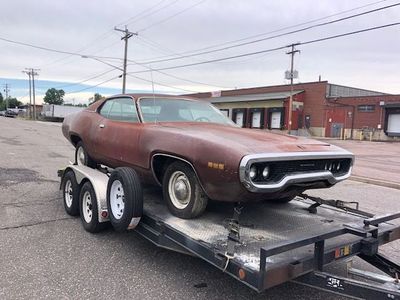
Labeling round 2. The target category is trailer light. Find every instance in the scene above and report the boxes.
[238,268,246,280]
[262,166,270,179]
[101,211,108,218]
[249,166,257,180]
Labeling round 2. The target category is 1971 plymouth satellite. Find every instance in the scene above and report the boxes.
[62,94,353,219]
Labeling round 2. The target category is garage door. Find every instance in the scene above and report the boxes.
[388,113,400,135]
[270,112,281,129]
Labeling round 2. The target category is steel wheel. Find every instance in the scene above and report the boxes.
[168,171,192,210]
[82,190,93,223]
[76,146,86,166]
[64,179,73,208]
[109,180,125,220]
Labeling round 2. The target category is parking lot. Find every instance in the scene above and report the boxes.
[0,117,399,299]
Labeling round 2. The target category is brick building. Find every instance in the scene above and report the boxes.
[188,81,400,140]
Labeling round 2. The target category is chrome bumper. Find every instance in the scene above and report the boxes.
[239,151,354,193]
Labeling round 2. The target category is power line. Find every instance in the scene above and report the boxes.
[123,0,181,28]
[52,68,118,89]
[138,0,207,32]
[127,60,233,89]
[137,2,400,64]
[115,0,169,27]
[126,72,201,93]
[127,21,400,74]
[135,0,390,62]
[67,75,121,94]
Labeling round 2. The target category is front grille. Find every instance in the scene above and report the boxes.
[251,158,352,183]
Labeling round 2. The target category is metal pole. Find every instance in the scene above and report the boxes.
[286,44,300,134]
[4,83,9,110]
[28,73,32,118]
[32,70,36,120]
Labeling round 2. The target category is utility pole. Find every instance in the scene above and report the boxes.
[31,69,39,120]
[114,26,137,94]
[3,83,10,110]
[22,70,32,118]
[286,43,300,134]
[23,68,39,119]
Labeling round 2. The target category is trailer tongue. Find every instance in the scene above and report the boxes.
[59,165,400,299]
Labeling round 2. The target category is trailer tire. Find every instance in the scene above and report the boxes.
[107,167,143,232]
[61,170,80,216]
[163,161,208,219]
[75,141,96,168]
[79,181,104,233]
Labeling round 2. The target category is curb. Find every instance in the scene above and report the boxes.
[349,176,400,190]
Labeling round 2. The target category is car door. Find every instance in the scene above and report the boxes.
[93,97,142,168]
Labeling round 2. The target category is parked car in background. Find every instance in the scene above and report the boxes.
[5,110,18,118]
[62,94,354,219]
[0,111,5,116]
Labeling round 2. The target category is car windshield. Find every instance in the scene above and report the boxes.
[139,98,236,126]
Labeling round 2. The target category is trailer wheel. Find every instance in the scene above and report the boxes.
[163,161,208,219]
[79,181,104,233]
[75,141,96,168]
[107,167,143,232]
[61,170,80,216]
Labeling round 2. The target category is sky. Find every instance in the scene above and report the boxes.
[0,0,399,105]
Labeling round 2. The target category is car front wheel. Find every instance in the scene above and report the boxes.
[163,161,208,219]
[75,141,96,168]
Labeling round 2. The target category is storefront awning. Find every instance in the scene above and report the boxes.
[204,90,304,103]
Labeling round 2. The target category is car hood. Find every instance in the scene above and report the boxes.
[156,122,344,155]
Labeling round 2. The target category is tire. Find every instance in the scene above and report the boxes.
[79,181,104,233]
[61,170,80,216]
[107,167,143,232]
[163,161,208,219]
[75,141,96,168]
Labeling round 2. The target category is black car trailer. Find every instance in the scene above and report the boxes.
[59,164,400,299]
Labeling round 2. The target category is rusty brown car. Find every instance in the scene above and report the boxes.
[62,94,353,219]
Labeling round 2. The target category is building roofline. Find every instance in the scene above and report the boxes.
[327,83,390,96]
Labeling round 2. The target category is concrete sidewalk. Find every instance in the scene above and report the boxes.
[319,139,400,190]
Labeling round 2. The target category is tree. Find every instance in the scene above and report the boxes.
[43,88,65,105]
[7,97,22,108]
[94,93,103,101]
[88,93,104,105]
[0,97,21,110]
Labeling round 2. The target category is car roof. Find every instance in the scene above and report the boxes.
[108,93,198,101]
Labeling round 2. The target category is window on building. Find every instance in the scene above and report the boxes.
[358,105,375,112]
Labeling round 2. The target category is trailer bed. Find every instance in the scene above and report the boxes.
[60,165,400,298]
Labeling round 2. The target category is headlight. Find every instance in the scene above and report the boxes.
[249,165,257,179]
[262,166,269,179]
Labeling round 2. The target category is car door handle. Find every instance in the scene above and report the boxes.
[99,124,105,128]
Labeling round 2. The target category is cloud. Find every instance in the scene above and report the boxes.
[0,0,399,95]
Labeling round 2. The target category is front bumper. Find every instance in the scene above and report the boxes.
[239,151,354,193]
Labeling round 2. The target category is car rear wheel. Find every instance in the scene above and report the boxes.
[75,141,96,168]
[163,161,208,219]
[61,170,80,216]
[79,181,105,233]
[107,167,143,232]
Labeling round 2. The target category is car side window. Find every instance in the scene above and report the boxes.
[100,100,113,117]
[100,98,139,123]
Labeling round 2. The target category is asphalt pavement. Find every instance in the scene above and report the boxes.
[0,117,399,299]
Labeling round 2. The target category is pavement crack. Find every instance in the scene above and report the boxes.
[0,217,74,231]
